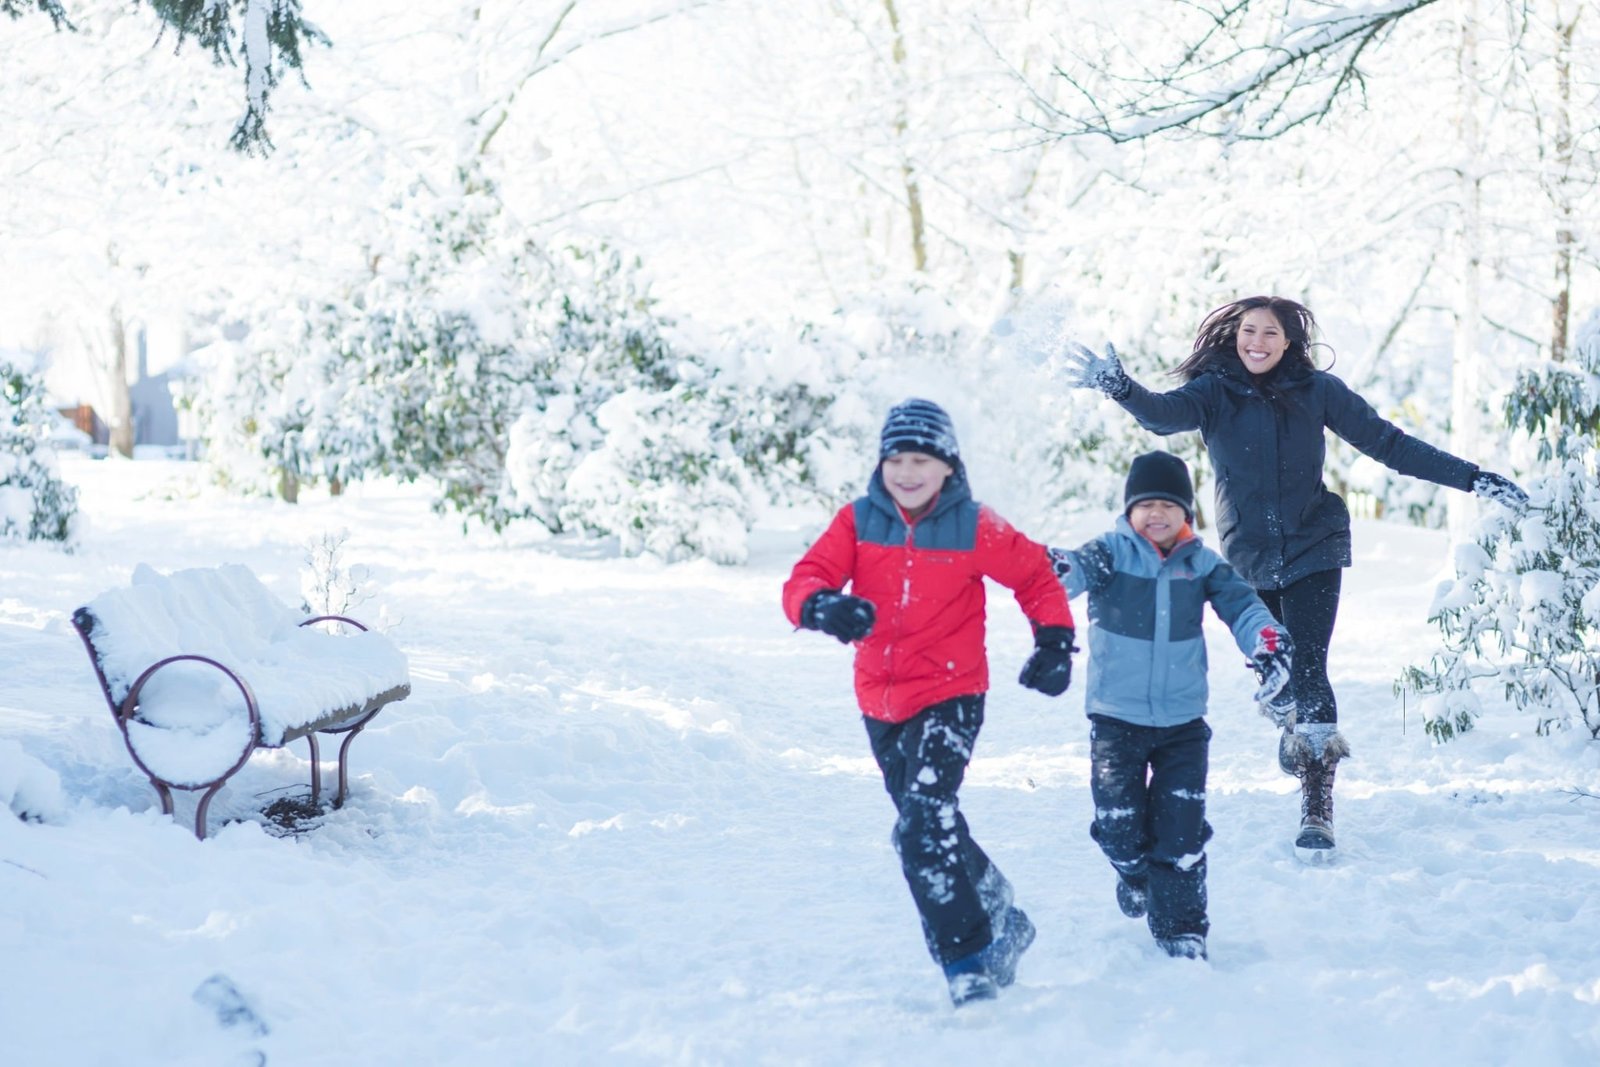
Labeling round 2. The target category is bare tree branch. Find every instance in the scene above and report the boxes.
[1041,0,1443,144]
[473,0,718,158]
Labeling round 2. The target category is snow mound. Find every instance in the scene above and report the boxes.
[0,739,66,823]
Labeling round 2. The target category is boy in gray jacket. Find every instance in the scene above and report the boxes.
[1049,451,1292,960]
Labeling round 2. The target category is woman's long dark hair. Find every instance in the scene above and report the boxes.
[1171,296,1332,382]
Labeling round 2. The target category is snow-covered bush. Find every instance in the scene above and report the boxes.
[1,352,78,545]
[204,175,530,513]
[557,385,756,563]
[1399,310,1600,740]
[300,527,372,617]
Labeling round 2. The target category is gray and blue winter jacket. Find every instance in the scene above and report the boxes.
[1052,518,1279,728]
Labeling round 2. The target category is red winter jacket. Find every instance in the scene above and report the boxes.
[783,467,1073,722]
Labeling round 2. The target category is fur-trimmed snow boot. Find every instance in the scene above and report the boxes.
[1277,726,1299,775]
[1283,724,1350,862]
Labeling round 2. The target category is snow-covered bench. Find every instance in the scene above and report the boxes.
[71,564,410,839]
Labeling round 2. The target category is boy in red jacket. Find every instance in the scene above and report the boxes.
[782,398,1077,1006]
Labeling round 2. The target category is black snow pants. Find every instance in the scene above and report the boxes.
[1257,568,1342,726]
[1089,714,1212,939]
[864,694,1012,966]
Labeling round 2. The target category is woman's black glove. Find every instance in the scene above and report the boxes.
[801,590,876,643]
[1471,470,1530,513]
[1019,625,1076,696]
[1059,341,1132,400]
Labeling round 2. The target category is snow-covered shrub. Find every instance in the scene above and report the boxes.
[194,172,536,517]
[1,352,78,545]
[504,243,688,532]
[1399,309,1600,740]
[505,304,866,561]
[300,527,371,617]
[559,385,756,563]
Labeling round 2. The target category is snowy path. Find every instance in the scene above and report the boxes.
[3,459,1598,1066]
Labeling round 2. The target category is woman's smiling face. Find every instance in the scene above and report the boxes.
[1236,307,1289,375]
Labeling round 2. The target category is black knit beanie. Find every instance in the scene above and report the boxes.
[1124,450,1194,521]
[879,398,959,469]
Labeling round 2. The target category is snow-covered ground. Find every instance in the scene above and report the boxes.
[3,458,1599,1066]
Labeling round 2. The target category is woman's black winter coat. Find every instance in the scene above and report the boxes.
[1114,353,1478,590]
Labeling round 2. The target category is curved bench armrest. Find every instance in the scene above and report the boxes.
[299,614,370,632]
[122,654,262,737]
[118,656,263,835]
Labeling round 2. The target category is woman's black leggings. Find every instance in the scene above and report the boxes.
[1255,569,1342,726]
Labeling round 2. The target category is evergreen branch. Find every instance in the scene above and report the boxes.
[140,0,331,154]
[2,0,70,29]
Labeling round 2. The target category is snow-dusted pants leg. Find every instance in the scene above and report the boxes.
[864,694,1005,965]
[1089,716,1212,940]
[1257,569,1342,725]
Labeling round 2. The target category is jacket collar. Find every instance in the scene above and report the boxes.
[1206,351,1313,396]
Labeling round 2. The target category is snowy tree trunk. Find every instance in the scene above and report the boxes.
[278,468,300,504]
[1448,3,1485,541]
[107,305,135,460]
[1549,2,1577,363]
[881,0,927,273]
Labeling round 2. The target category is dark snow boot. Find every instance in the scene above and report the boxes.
[1285,727,1350,862]
[943,960,1000,1007]
[1116,874,1149,919]
[989,906,1035,987]
[1156,934,1208,960]
[941,906,1035,1006]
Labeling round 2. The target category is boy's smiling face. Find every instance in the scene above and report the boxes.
[881,451,953,517]
[1128,499,1187,552]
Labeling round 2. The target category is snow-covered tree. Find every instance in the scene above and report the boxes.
[0,353,78,544]
[1400,308,1600,740]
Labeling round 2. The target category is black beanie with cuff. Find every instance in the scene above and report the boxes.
[1124,450,1194,522]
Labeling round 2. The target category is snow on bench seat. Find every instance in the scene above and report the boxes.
[73,563,410,836]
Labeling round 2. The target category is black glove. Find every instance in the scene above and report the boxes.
[1058,341,1132,400]
[801,590,876,644]
[1019,625,1076,696]
[1471,470,1530,513]
[1249,626,1295,723]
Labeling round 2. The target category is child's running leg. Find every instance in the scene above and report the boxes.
[1088,716,1156,897]
[864,694,1002,965]
[1144,718,1212,952]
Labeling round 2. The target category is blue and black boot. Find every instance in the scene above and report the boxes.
[941,907,1036,1006]
[1115,874,1149,919]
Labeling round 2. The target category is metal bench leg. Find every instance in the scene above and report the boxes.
[195,782,226,840]
[305,733,322,806]
[333,722,369,809]
[154,781,175,817]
